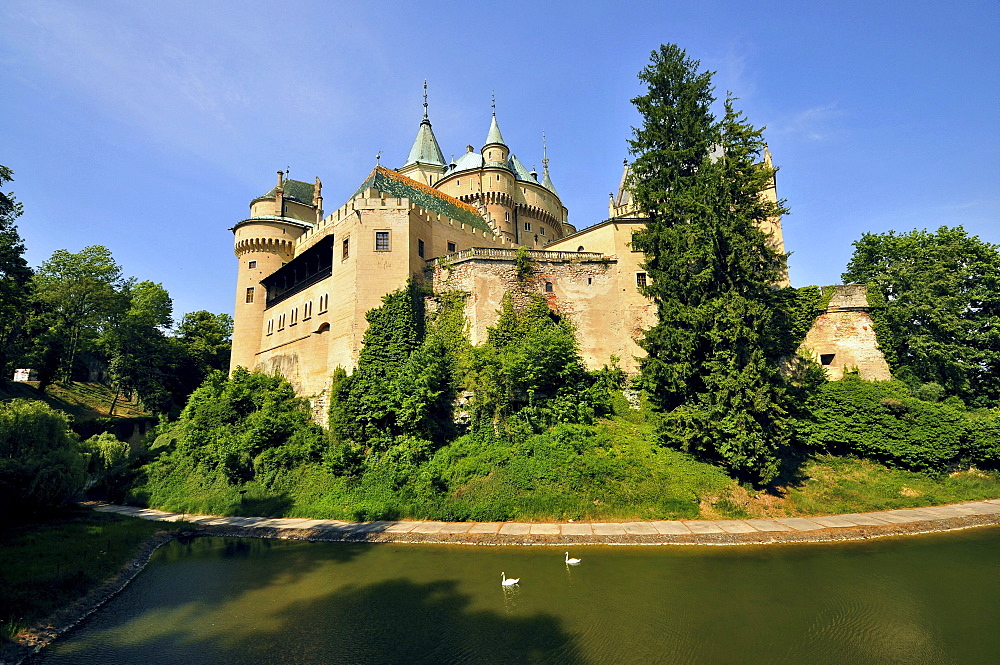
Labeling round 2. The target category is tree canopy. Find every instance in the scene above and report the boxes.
[843,226,1000,407]
[629,44,793,484]
[0,166,33,379]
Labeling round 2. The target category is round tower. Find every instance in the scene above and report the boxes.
[229,171,318,371]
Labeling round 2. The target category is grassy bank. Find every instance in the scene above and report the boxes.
[131,415,1000,523]
[0,508,167,642]
[0,381,149,421]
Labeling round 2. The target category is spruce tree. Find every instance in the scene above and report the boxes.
[630,45,791,484]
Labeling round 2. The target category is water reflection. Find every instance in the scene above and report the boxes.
[30,528,1000,665]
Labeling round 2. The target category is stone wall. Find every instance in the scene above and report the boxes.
[798,284,892,381]
[428,250,654,373]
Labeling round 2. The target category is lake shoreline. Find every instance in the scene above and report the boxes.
[5,502,999,664]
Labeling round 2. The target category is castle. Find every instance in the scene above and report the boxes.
[229,91,889,412]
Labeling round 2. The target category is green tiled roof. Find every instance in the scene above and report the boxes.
[255,179,316,205]
[352,166,492,234]
[508,154,535,182]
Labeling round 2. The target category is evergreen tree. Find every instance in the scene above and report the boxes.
[630,45,791,484]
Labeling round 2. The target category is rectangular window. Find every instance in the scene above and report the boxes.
[636,272,647,288]
[245,287,254,304]
[342,237,350,260]
[523,222,531,231]
[418,239,425,258]
[248,260,257,269]
[540,226,545,236]
[447,242,456,252]
[375,231,390,251]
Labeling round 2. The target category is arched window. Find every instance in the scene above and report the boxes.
[577,246,585,252]
[545,282,553,293]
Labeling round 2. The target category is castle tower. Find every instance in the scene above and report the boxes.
[230,171,318,371]
[397,81,447,187]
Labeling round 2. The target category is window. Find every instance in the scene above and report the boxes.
[245,287,254,304]
[278,313,286,331]
[523,222,531,231]
[505,211,509,221]
[342,237,350,260]
[303,301,312,320]
[318,294,329,313]
[418,239,425,258]
[820,353,836,366]
[577,246,585,252]
[545,282,553,293]
[456,179,460,186]
[248,260,257,269]
[290,307,298,325]
[447,241,456,252]
[540,226,545,236]
[636,272,647,288]
[497,174,500,181]
[375,231,390,251]
[267,319,274,335]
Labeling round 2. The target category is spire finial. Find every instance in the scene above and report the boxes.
[491,91,496,116]
[542,132,550,172]
[376,151,382,165]
[422,79,428,120]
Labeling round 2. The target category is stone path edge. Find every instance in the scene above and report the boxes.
[86,500,1000,548]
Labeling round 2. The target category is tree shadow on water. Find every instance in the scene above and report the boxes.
[31,577,590,665]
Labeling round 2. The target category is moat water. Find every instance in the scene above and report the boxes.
[30,527,1000,664]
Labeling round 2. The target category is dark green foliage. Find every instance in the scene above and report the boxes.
[101,280,174,414]
[0,399,86,517]
[843,226,1000,407]
[331,281,454,447]
[797,373,971,472]
[470,294,616,437]
[0,166,33,380]
[31,245,126,384]
[628,44,792,484]
[143,368,326,490]
[966,409,1000,470]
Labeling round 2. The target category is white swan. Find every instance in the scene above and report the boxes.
[565,552,582,565]
[501,571,519,586]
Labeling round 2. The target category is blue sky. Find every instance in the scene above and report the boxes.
[2,0,997,320]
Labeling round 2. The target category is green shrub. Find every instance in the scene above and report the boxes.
[966,409,1000,469]
[0,399,86,517]
[797,375,967,471]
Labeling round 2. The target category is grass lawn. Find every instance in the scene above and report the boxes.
[0,507,168,642]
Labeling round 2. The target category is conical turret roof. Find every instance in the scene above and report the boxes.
[404,118,446,167]
[541,168,559,196]
[484,114,506,146]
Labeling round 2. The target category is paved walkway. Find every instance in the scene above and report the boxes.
[86,499,1000,546]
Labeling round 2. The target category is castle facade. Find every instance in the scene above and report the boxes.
[229,96,886,411]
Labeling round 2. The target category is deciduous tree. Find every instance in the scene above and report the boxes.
[842,226,1000,407]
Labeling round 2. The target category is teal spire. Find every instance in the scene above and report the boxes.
[403,81,446,167]
[541,133,558,196]
[485,94,506,146]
